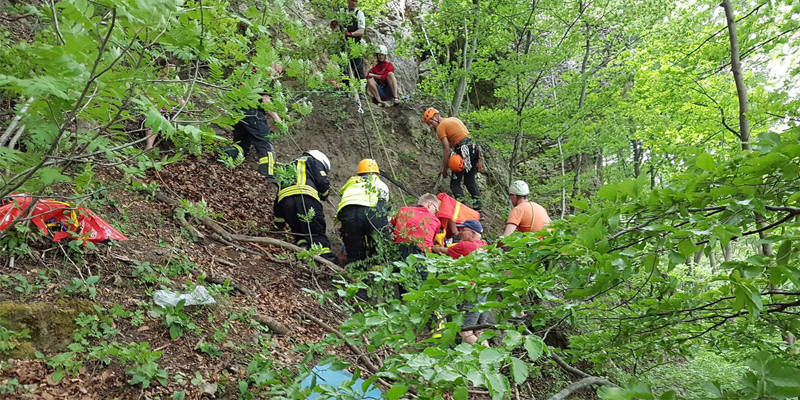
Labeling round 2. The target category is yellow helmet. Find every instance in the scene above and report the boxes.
[357,158,380,175]
[423,108,439,123]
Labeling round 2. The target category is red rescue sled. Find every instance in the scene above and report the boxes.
[0,194,127,244]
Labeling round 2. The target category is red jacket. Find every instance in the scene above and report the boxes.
[391,206,441,251]
[369,61,395,82]
[447,240,488,259]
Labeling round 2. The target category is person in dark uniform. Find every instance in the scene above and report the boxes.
[273,150,338,263]
[222,66,282,183]
[330,0,366,80]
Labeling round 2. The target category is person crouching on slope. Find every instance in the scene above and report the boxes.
[337,159,391,267]
[273,150,338,263]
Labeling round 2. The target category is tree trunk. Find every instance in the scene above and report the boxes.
[450,0,480,116]
[632,139,642,177]
[720,0,750,150]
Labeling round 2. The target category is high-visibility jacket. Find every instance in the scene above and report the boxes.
[277,155,330,202]
[337,174,389,213]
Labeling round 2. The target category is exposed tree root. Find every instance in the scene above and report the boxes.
[153,191,344,274]
[547,377,616,400]
[298,312,380,374]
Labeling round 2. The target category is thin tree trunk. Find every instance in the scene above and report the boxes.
[450,0,480,116]
[721,0,750,150]
[632,139,642,177]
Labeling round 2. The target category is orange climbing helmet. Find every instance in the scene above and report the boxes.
[423,108,439,123]
[449,154,465,172]
[357,158,380,175]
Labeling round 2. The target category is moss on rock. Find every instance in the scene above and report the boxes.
[0,299,95,358]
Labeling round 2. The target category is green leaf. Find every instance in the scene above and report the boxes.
[386,384,408,400]
[776,240,793,266]
[172,391,186,400]
[453,387,468,400]
[510,357,529,384]
[696,152,715,171]
[523,336,544,361]
[479,348,504,365]
[51,369,65,383]
[169,324,182,339]
[502,330,523,347]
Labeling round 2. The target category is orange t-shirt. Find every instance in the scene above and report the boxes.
[436,118,470,147]
[507,200,551,233]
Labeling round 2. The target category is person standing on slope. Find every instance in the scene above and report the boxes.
[337,159,391,266]
[503,180,552,236]
[423,108,482,211]
[273,150,338,263]
[330,0,366,80]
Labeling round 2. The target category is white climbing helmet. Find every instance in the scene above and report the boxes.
[306,150,331,172]
[376,45,388,55]
[509,180,529,196]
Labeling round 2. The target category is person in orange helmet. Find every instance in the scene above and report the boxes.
[336,159,391,266]
[423,108,482,211]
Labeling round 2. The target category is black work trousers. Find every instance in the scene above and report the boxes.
[224,108,275,181]
[451,143,482,210]
[338,204,389,266]
[274,195,337,262]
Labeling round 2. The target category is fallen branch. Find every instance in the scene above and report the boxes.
[299,312,380,374]
[550,352,590,378]
[253,314,291,335]
[153,191,344,274]
[547,377,616,400]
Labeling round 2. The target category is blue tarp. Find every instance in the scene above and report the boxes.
[300,363,382,399]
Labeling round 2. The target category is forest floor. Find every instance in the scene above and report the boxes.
[0,96,585,399]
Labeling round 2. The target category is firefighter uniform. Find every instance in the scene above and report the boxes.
[273,152,336,262]
[223,107,276,182]
[336,169,390,266]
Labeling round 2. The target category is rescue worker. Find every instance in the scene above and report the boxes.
[222,66,282,183]
[423,108,482,211]
[337,159,391,266]
[432,219,489,345]
[330,0,366,80]
[391,193,442,270]
[502,180,552,236]
[366,45,400,107]
[273,150,338,263]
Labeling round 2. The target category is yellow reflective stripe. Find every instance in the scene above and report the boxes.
[259,154,275,176]
[277,185,320,202]
[320,190,329,197]
[298,160,307,186]
[453,202,461,221]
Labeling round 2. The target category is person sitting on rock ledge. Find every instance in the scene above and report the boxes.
[366,45,401,107]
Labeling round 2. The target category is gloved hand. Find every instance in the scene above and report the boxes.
[330,20,339,29]
[345,31,353,37]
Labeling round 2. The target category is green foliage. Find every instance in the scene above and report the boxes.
[64,275,100,299]
[150,300,197,339]
[175,198,219,220]
[112,342,169,389]
[0,324,30,357]
[12,274,43,298]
